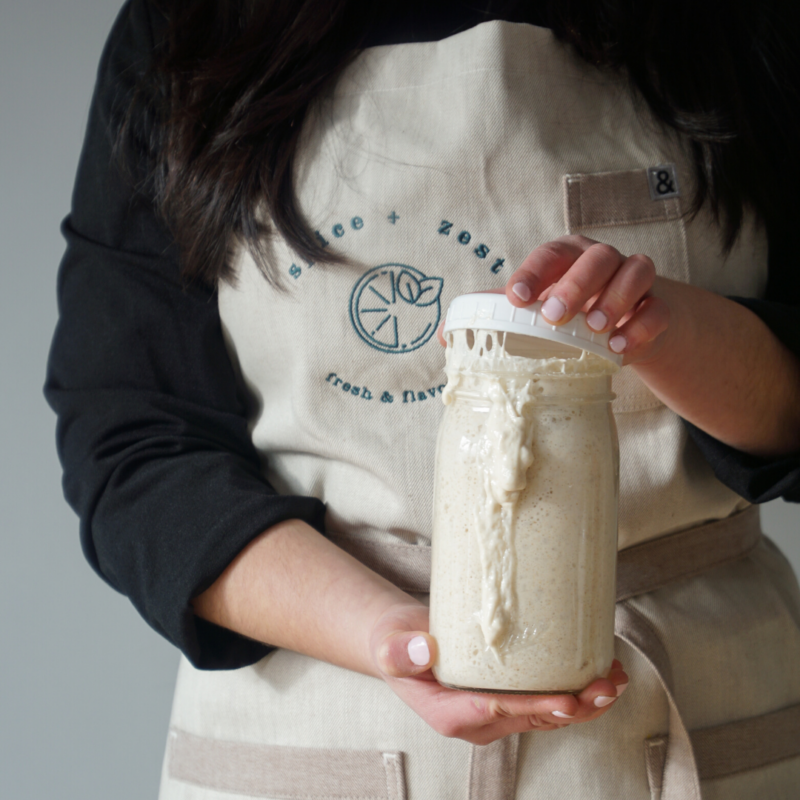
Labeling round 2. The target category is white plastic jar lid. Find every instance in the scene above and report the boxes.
[443,292,623,366]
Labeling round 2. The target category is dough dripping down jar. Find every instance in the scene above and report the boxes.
[429,293,622,694]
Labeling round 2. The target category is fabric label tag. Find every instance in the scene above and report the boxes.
[647,164,680,201]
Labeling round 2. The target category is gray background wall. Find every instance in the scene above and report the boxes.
[2,2,179,798]
[1,1,798,798]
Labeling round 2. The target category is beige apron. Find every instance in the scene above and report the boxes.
[159,21,800,799]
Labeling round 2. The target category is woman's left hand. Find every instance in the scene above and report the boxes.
[483,234,800,458]
[502,235,670,364]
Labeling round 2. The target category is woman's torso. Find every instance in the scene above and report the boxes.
[218,20,765,552]
[160,21,800,800]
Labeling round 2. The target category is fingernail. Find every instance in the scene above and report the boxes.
[512,282,532,302]
[609,335,627,354]
[586,309,608,331]
[615,682,629,697]
[542,297,566,322]
[408,636,430,666]
[594,695,616,708]
[552,710,575,719]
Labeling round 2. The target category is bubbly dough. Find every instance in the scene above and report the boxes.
[430,329,619,692]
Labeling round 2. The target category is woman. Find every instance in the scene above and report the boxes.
[47,0,800,797]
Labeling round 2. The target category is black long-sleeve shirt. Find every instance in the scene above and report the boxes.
[45,0,800,670]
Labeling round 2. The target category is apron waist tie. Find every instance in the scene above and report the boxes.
[327,506,761,600]
[330,506,762,800]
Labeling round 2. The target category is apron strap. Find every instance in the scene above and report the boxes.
[616,505,761,601]
[328,506,762,599]
[466,734,520,800]
[614,603,702,800]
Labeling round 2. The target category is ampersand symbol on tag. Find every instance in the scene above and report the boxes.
[655,170,676,195]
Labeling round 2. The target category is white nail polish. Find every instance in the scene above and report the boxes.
[552,710,575,719]
[408,636,430,666]
[586,309,608,331]
[512,282,532,302]
[616,682,629,697]
[594,695,616,708]
[609,335,627,354]
[542,296,566,322]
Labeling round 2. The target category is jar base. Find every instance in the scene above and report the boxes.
[438,680,581,696]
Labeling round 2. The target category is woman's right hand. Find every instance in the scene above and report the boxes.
[369,601,629,745]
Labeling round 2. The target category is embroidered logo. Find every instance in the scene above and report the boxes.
[349,264,444,354]
[647,164,680,201]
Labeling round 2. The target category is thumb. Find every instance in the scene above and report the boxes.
[376,631,436,678]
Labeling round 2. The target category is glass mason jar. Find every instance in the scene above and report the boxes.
[429,294,621,694]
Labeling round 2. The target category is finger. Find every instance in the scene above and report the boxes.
[604,660,628,695]
[471,691,580,727]
[535,242,627,325]
[470,673,630,742]
[376,631,437,678]
[423,663,631,744]
[505,236,597,308]
[576,666,630,712]
[464,715,564,745]
[606,295,670,357]
[609,666,629,698]
[438,694,577,744]
[580,680,618,710]
[585,254,657,333]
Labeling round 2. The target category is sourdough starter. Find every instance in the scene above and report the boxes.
[429,329,619,693]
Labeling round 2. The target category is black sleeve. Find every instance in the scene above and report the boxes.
[44,0,326,670]
[683,223,800,504]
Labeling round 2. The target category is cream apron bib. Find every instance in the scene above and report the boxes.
[159,21,800,800]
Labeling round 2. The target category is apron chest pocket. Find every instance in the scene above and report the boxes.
[563,166,688,415]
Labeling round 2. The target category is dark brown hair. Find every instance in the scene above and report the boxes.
[124,0,800,285]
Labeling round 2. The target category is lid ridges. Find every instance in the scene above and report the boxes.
[443,293,623,366]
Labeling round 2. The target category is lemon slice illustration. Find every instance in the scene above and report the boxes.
[350,264,444,354]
